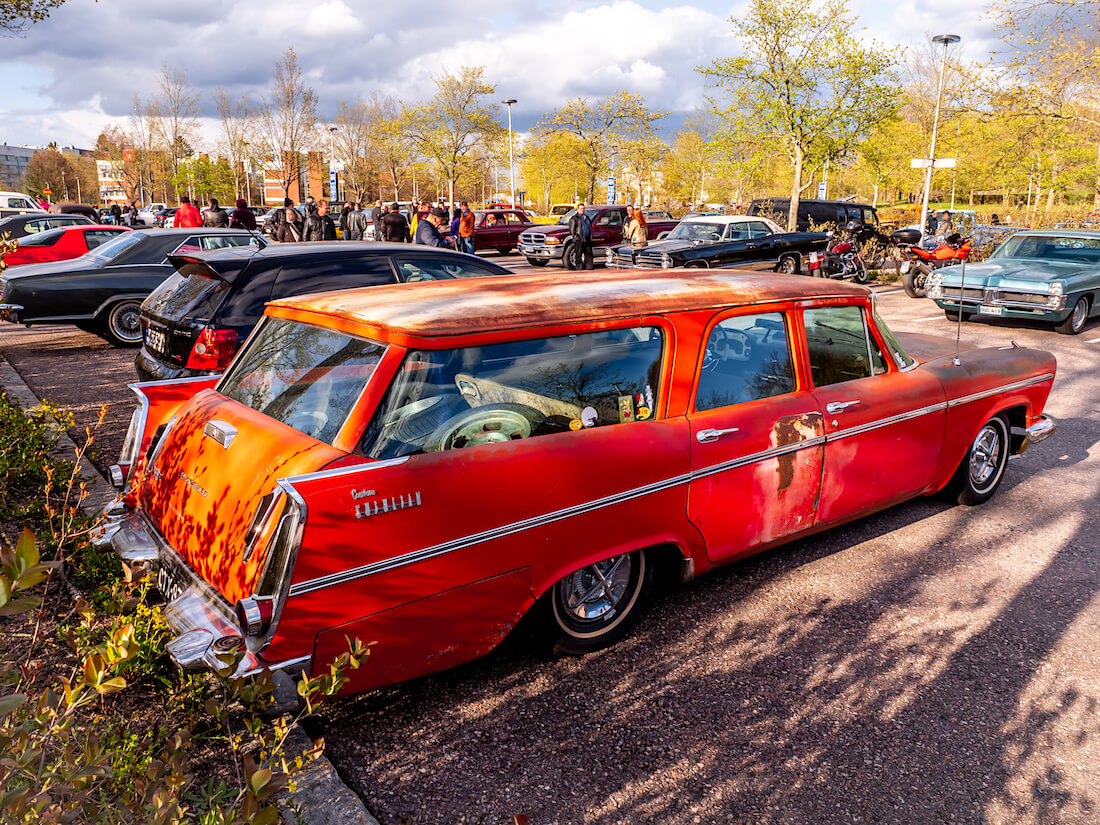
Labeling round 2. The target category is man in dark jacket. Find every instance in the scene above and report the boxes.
[382,203,409,242]
[415,207,448,247]
[304,200,338,241]
[346,204,368,241]
[203,198,229,228]
[370,199,384,237]
[568,201,594,270]
[229,198,257,231]
[339,202,353,238]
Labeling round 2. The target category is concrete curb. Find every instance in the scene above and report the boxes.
[0,353,379,825]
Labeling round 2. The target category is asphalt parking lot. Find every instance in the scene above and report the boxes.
[1,262,1097,825]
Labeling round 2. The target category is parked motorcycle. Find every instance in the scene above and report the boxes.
[895,231,971,298]
[807,225,869,284]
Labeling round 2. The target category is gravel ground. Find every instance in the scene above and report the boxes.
[2,271,1097,825]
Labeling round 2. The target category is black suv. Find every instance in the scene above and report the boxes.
[134,242,511,380]
[749,198,879,232]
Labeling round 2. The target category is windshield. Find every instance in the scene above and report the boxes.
[218,317,386,445]
[556,208,583,225]
[668,222,725,241]
[991,234,1100,263]
[873,311,915,370]
[87,232,144,261]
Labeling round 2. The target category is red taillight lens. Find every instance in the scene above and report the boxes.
[185,326,238,370]
[808,252,820,269]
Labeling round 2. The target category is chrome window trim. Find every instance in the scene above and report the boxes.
[281,371,1056,597]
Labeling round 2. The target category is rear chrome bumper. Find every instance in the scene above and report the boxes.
[1023,414,1056,448]
[0,303,23,321]
[97,502,309,677]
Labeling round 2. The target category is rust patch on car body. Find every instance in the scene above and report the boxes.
[772,412,824,492]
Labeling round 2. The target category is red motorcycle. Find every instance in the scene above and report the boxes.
[899,233,971,298]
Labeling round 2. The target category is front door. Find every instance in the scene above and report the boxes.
[802,304,946,524]
[687,309,824,562]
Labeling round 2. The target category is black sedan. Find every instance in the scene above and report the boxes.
[0,212,95,240]
[607,216,828,273]
[0,228,265,346]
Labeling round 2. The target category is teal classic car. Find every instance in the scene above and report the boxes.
[928,230,1100,335]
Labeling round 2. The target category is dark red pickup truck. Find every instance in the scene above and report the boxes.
[517,204,678,269]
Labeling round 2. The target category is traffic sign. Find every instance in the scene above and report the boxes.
[817,181,827,199]
[42,187,51,197]
[329,170,338,200]
[607,177,615,203]
[911,158,956,169]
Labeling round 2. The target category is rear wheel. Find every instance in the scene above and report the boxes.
[777,254,799,274]
[101,300,143,347]
[944,309,972,321]
[496,246,513,256]
[526,257,549,267]
[545,550,653,655]
[902,268,927,298]
[1055,296,1090,335]
[944,414,1010,505]
[851,258,869,284]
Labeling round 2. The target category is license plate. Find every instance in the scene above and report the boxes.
[157,561,187,604]
[899,260,910,274]
[146,327,168,353]
[979,305,1003,316]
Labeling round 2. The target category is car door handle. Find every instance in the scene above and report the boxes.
[825,400,860,414]
[696,427,740,443]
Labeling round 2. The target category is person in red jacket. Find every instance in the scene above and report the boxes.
[174,196,202,228]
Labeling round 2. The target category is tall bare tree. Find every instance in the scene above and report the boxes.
[538,92,665,201]
[152,67,200,183]
[256,47,319,199]
[213,87,257,201]
[371,100,412,202]
[401,66,501,206]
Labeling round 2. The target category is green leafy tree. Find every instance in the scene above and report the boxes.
[1,0,69,35]
[401,66,502,206]
[23,148,98,204]
[520,130,588,210]
[538,91,665,201]
[701,0,898,229]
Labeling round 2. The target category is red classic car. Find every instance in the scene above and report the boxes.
[2,224,131,267]
[97,271,1056,696]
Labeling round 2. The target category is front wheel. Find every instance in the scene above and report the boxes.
[944,309,972,321]
[850,258,869,284]
[526,257,549,267]
[902,268,927,298]
[545,550,653,655]
[945,414,1010,505]
[562,242,579,270]
[101,300,143,347]
[1055,296,1090,335]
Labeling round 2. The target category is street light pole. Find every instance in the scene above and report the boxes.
[328,126,338,202]
[919,33,961,244]
[502,99,517,208]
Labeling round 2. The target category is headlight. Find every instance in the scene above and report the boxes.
[660,253,673,268]
[1048,295,1067,310]
[927,283,943,299]
[605,249,615,264]
[927,272,943,287]
[545,237,561,245]
[1048,281,1063,295]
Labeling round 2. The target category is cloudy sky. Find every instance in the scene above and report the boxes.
[0,0,1002,150]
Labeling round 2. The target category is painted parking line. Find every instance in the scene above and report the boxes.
[876,288,904,296]
[1086,337,1100,344]
[914,315,945,322]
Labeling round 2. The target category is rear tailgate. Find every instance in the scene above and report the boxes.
[140,250,254,368]
[139,389,344,604]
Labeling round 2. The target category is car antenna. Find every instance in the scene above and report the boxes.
[952,257,966,366]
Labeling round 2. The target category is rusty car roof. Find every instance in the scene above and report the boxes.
[269,269,870,338]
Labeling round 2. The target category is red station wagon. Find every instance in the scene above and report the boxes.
[97,271,1057,696]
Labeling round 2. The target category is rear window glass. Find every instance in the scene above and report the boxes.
[16,228,63,247]
[395,256,504,282]
[88,232,143,261]
[218,317,386,445]
[143,271,227,320]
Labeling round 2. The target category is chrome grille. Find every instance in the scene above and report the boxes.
[996,291,1048,306]
[609,251,636,268]
[519,232,546,244]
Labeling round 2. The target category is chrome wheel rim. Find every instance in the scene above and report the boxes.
[1072,299,1087,330]
[557,554,632,624]
[109,302,142,342]
[969,424,1003,489]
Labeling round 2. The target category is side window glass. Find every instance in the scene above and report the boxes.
[696,313,794,411]
[725,223,749,241]
[597,211,623,226]
[86,230,119,249]
[274,259,396,296]
[748,221,772,238]
[25,220,45,233]
[361,326,664,459]
[171,237,202,255]
[396,257,502,282]
[804,306,882,387]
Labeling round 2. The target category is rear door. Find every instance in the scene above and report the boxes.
[687,309,823,561]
